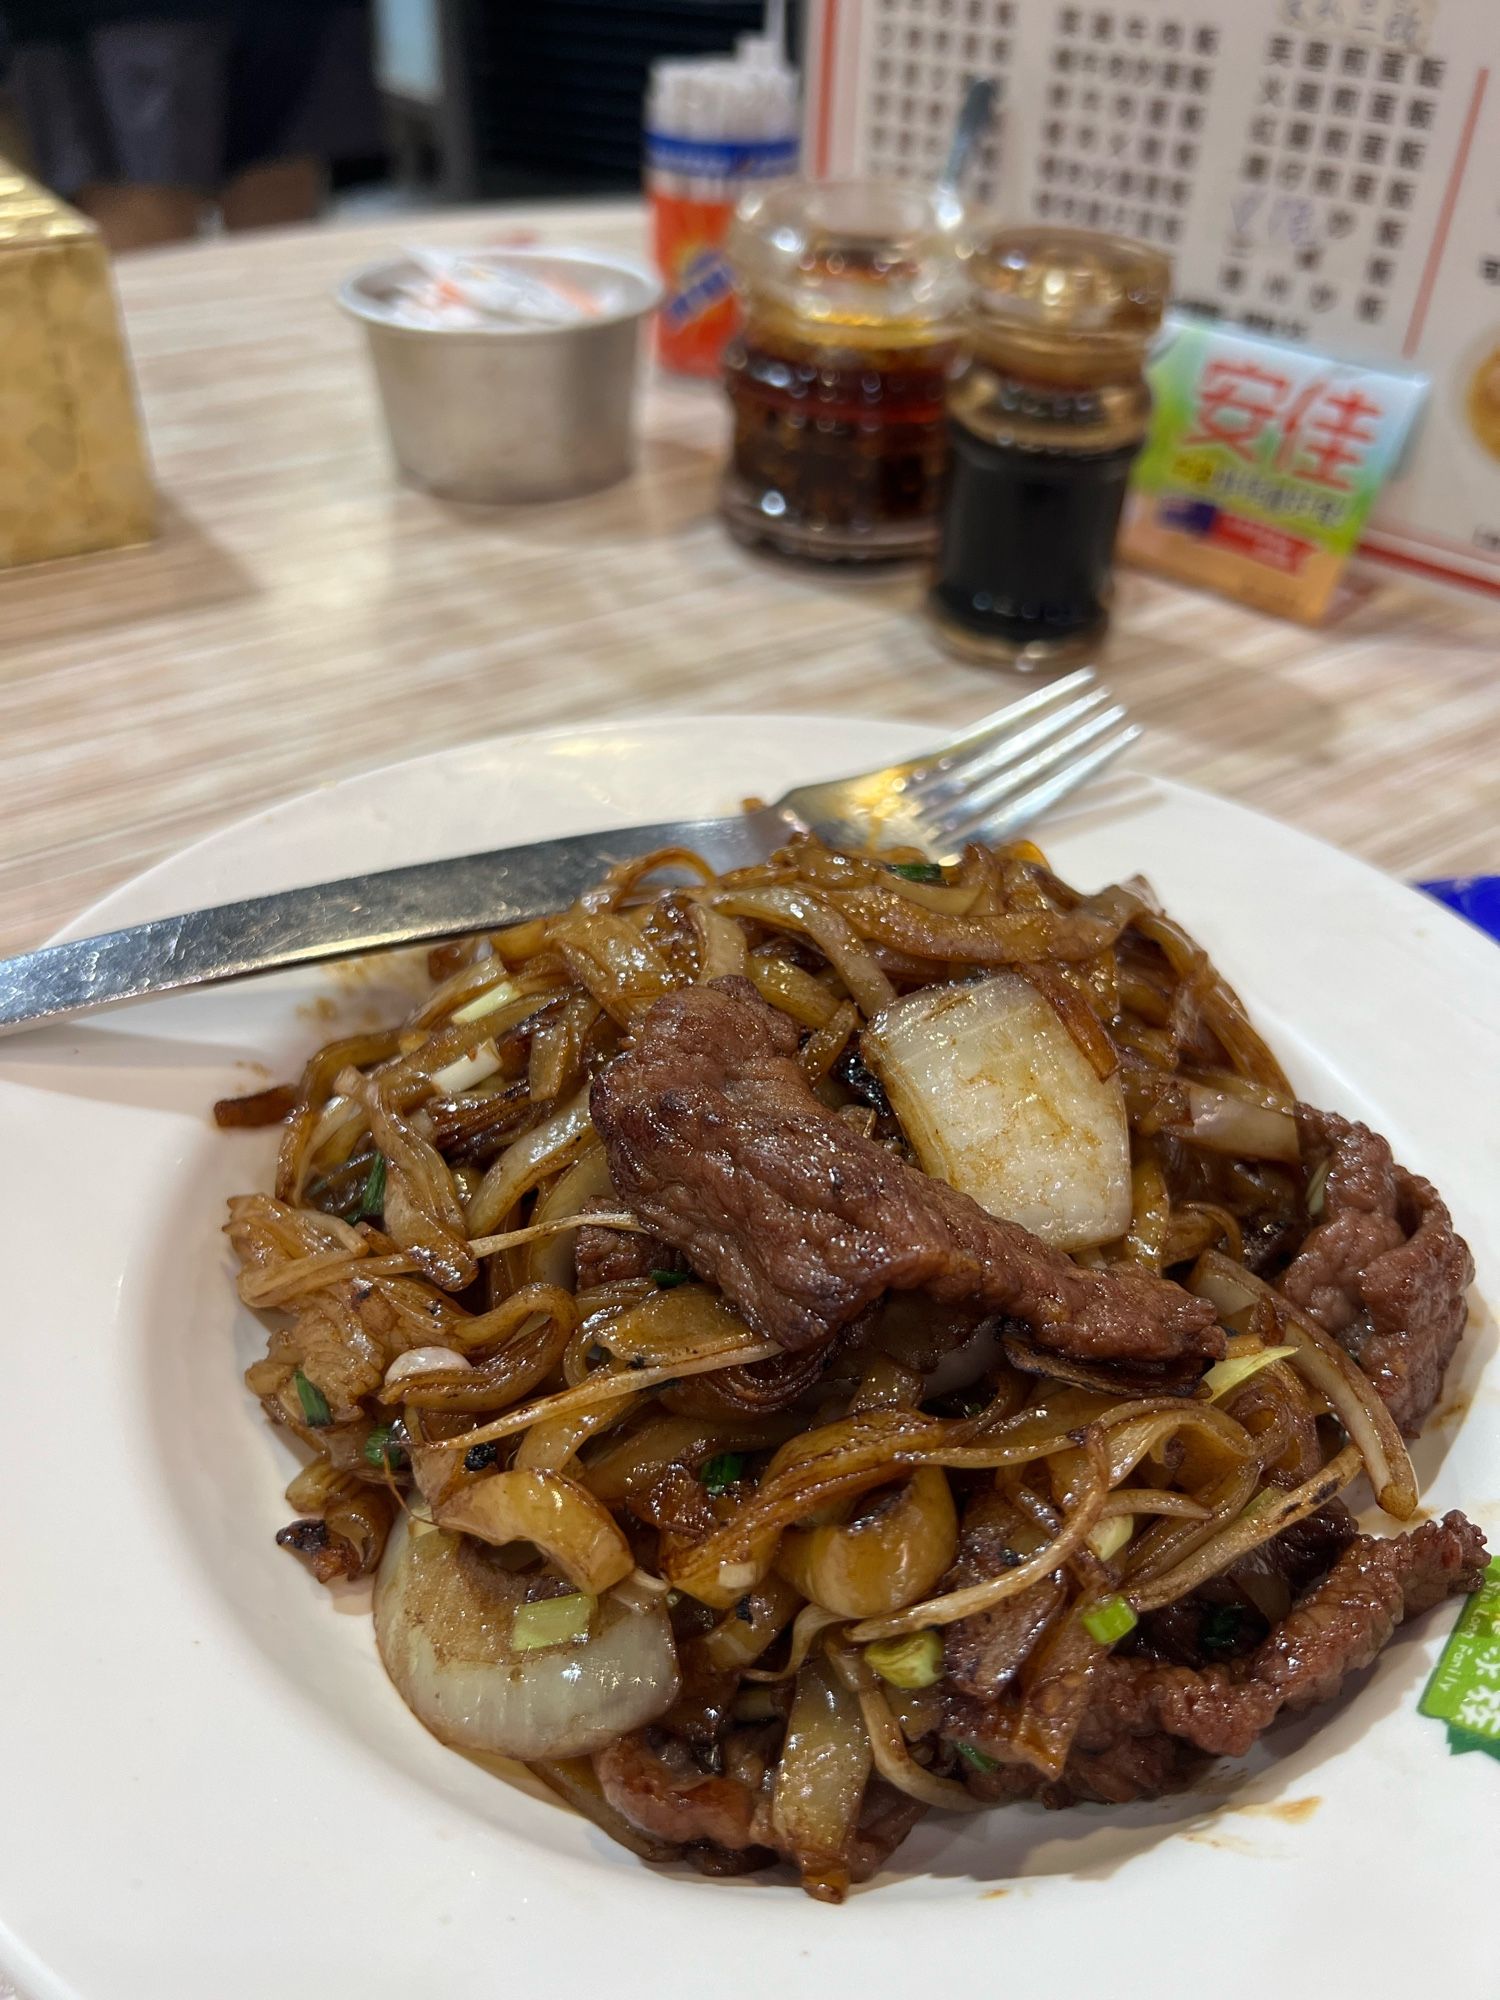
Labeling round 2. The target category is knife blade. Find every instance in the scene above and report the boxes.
[0,811,782,1037]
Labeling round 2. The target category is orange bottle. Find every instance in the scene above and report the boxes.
[644,57,799,379]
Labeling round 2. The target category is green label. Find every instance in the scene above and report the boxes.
[1131,313,1427,560]
[1420,1557,1500,1762]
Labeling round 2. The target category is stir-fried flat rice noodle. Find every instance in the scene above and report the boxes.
[222,831,1481,1901]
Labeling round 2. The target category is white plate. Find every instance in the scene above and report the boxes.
[2,716,1497,2000]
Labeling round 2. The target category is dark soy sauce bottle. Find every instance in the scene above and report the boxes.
[928,227,1169,667]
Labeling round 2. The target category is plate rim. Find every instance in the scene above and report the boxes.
[5,711,1499,2000]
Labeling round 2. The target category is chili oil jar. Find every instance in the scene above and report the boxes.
[720,179,966,563]
[928,226,1170,664]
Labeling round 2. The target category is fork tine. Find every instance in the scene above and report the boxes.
[905,669,1098,781]
[954,724,1141,852]
[935,701,1130,836]
[910,685,1112,807]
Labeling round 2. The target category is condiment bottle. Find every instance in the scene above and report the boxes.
[644,51,799,379]
[721,179,967,563]
[928,226,1169,664]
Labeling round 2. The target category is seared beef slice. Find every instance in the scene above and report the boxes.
[592,979,1220,1364]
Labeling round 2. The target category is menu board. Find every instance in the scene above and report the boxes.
[805,0,1500,598]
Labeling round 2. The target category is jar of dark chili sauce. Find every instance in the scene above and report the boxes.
[929,226,1169,664]
[720,179,966,563]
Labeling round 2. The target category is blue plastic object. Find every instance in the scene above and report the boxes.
[1418,877,1500,944]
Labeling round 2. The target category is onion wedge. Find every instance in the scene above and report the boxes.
[375,1519,678,1760]
[863,974,1131,1251]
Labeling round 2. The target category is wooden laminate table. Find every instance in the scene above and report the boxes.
[1,197,1496,956]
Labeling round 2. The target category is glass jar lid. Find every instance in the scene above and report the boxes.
[962,225,1170,376]
[729,177,968,340]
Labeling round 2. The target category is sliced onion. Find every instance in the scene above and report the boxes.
[384,1346,473,1391]
[375,1518,678,1760]
[863,974,1131,1251]
[829,1653,984,1813]
[776,1468,957,1619]
[1098,1488,1209,1521]
[770,1651,873,1902]
[743,1604,849,1683]
[1166,1085,1300,1163]
[1128,1443,1361,1613]
[590,1286,761,1368]
[1202,1344,1298,1401]
[523,1143,618,1289]
[294,1093,363,1192]
[999,1331,1203,1400]
[1086,1490,1207,1562]
[664,1399,1173,1611]
[1124,1463,1260,1586]
[405,1433,474,1513]
[423,1325,782,1460]
[468,1209,640,1263]
[1099,1403,1255,1487]
[356,1074,475,1292]
[466,1086,594,1236]
[688,901,749,981]
[514,1392,641,1474]
[435,1468,634,1594]
[1190,1249,1417,1518]
[699,1574,802,1673]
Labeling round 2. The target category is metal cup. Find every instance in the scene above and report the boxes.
[339,249,662,504]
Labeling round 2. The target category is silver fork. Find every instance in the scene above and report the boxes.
[0,672,1136,1036]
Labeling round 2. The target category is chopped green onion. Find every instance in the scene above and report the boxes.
[889,860,945,883]
[1202,1344,1297,1402]
[1087,1513,1134,1563]
[1081,1594,1138,1645]
[363,1424,403,1469]
[510,1592,595,1652]
[429,1042,501,1096]
[700,1452,745,1495]
[1305,1157,1331,1218]
[955,1743,999,1772]
[452,976,521,1025]
[354,1152,387,1222]
[651,1268,689,1289]
[865,1629,944,1690]
[293,1369,331,1428]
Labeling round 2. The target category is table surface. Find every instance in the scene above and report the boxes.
[1,197,1496,957]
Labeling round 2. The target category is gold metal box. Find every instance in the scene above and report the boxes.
[0,161,154,569]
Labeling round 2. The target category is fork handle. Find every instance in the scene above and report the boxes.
[0,814,777,1037]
